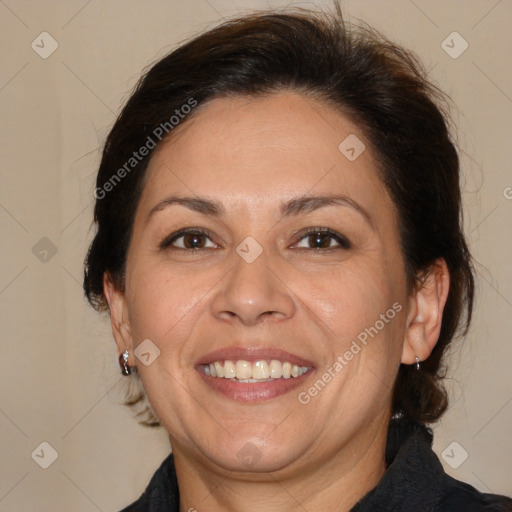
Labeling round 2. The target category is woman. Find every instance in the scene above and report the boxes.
[83,5,512,511]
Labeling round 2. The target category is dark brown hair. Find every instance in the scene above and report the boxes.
[83,5,474,426]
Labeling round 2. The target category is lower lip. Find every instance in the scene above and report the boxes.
[197,369,314,402]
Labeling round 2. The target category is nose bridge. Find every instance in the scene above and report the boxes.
[210,240,296,325]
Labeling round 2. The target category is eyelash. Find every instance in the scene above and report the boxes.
[159,227,351,252]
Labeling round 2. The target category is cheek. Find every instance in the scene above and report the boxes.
[305,264,397,336]
[125,262,204,343]
[302,261,407,390]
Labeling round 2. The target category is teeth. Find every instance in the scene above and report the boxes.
[253,360,270,379]
[235,378,273,383]
[269,359,283,378]
[223,360,236,378]
[235,360,252,379]
[214,361,223,378]
[203,359,309,380]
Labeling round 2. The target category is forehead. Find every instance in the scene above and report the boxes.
[138,92,394,220]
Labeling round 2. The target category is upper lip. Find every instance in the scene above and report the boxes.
[195,346,315,368]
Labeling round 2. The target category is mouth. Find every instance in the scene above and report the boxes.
[195,347,315,402]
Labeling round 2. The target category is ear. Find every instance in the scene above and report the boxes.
[401,258,450,365]
[103,272,134,366]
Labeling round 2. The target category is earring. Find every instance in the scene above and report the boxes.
[119,349,131,376]
[415,357,421,371]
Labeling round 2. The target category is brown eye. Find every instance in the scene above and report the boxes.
[294,228,351,251]
[307,232,332,249]
[182,232,207,249]
[159,229,217,251]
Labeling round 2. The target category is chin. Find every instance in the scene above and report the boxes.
[205,441,305,475]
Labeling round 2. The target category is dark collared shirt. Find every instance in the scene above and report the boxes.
[120,415,512,511]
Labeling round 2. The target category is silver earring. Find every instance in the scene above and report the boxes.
[119,349,131,376]
[415,357,421,371]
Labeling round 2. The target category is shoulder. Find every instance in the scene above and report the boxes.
[368,415,512,512]
[117,453,179,512]
[119,500,147,512]
[117,484,150,512]
[436,474,512,512]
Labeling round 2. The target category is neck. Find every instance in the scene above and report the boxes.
[173,416,389,512]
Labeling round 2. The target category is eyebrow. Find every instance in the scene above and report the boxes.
[146,194,373,228]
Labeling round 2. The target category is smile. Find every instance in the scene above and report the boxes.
[195,348,315,402]
[200,359,310,381]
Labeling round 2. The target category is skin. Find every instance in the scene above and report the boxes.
[105,91,450,512]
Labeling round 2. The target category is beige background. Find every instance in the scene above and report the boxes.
[0,0,511,510]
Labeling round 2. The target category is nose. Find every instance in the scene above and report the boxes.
[210,248,296,327]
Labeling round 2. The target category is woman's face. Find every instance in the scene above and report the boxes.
[118,92,412,474]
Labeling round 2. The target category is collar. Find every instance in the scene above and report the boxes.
[350,414,447,511]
